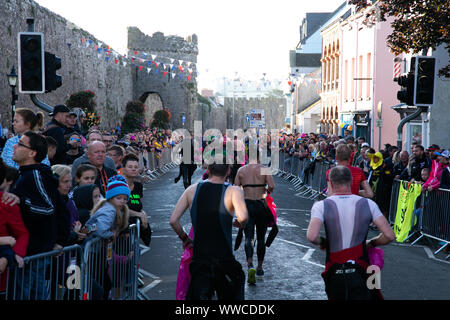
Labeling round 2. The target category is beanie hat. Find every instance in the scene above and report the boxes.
[105,175,130,201]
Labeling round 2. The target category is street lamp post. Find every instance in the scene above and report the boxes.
[7,65,19,134]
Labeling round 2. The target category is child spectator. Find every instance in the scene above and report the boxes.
[82,175,130,240]
[73,164,98,187]
[0,166,19,192]
[72,184,101,225]
[420,168,430,184]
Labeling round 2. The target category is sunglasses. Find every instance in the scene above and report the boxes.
[17,141,34,150]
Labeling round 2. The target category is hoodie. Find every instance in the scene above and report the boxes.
[11,164,70,255]
[72,184,98,225]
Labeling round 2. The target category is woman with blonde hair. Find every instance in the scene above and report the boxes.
[1,108,50,168]
[82,175,130,239]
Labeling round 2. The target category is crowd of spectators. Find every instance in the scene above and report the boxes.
[278,129,450,215]
[0,104,176,299]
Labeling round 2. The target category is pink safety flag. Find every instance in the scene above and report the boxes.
[175,227,194,300]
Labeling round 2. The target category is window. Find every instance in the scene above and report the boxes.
[358,55,363,99]
[344,60,348,101]
[366,53,371,99]
[351,58,355,101]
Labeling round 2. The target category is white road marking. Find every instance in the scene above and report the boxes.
[139,269,160,279]
[276,237,325,268]
[143,280,162,293]
[302,248,315,261]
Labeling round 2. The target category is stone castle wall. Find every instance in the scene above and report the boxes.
[0,0,198,132]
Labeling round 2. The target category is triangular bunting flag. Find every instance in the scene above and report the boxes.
[147,68,151,73]
[179,75,183,80]
[105,57,110,62]
[163,71,168,77]
[151,54,157,60]
[115,59,118,64]
[187,76,191,81]
[179,60,184,66]
[139,65,143,71]
[123,61,127,67]
[171,73,176,79]
[154,69,159,74]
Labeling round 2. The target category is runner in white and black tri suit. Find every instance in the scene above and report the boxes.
[170,160,248,300]
[307,166,395,300]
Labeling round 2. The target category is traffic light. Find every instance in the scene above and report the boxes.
[18,32,45,93]
[414,56,436,106]
[396,57,415,106]
[44,52,62,93]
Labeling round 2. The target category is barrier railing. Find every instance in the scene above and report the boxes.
[388,179,449,259]
[140,147,179,181]
[276,151,333,201]
[1,223,141,300]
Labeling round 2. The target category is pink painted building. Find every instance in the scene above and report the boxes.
[339,4,404,150]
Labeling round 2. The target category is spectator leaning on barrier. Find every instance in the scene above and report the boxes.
[437,150,450,190]
[0,158,29,278]
[422,145,447,193]
[11,131,70,255]
[82,175,130,240]
[400,145,431,182]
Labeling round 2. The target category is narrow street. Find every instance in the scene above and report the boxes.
[138,167,450,300]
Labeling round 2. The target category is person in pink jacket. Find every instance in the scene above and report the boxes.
[423,149,448,192]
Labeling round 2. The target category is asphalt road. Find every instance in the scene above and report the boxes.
[137,166,450,300]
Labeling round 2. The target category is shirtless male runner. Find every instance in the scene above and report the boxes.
[170,161,249,300]
[234,156,275,284]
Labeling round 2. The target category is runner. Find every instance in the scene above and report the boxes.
[326,144,373,198]
[307,166,395,300]
[234,153,275,284]
[169,159,248,300]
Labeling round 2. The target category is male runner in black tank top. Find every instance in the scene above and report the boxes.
[170,161,248,300]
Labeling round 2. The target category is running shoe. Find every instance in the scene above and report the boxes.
[256,268,264,276]
[247,267,256,285]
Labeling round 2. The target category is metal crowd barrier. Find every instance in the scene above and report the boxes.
[2,244,82,300]
[388,179,450,259]
[81,223,140,300]
[140,147,179,181]
[275,151,332,201]
[1,223,141,300]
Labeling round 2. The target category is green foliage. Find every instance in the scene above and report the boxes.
[151,110,170,129]
[349,0,449,77]
[122,100,146,133]
[66,90,97,113]
[197,93,212,112]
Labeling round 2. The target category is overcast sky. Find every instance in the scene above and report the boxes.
[35,0,344,90]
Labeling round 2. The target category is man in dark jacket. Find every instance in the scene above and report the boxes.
[400,145,432,182]
[43,105,79,165]
[10,131,70,299]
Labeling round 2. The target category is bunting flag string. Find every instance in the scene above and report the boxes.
[74,35,197,82]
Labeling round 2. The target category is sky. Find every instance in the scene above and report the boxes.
[35,0,345,90]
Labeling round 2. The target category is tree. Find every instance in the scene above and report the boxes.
[122,100,146,134]
[66,90,96,112]
[349,0,449,77]
[151,110,170,129]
